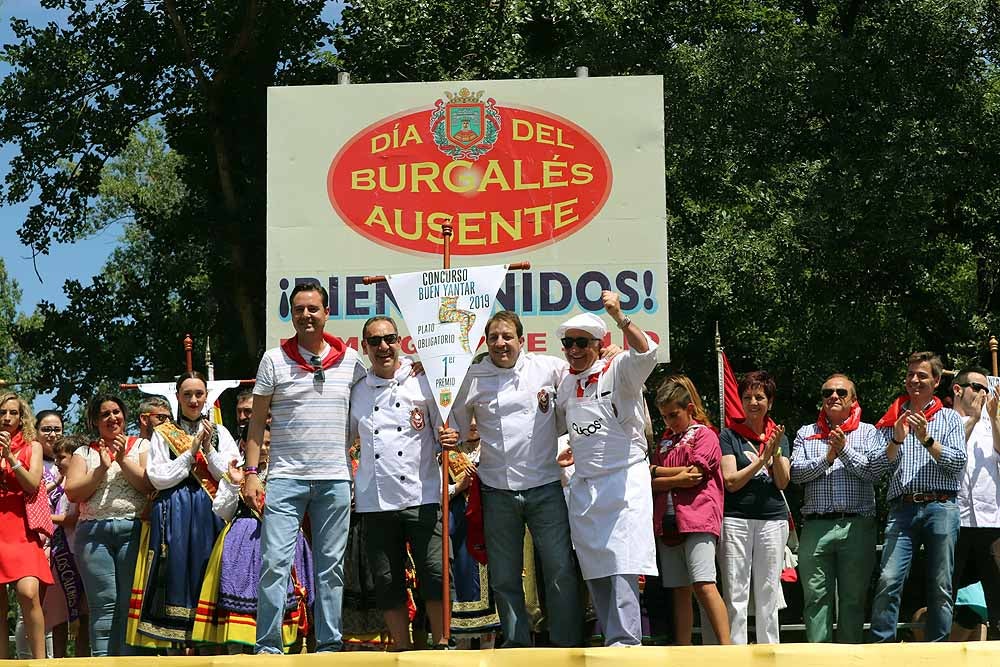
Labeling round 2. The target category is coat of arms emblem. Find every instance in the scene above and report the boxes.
[429,88,501,161]
[410,408,426,431]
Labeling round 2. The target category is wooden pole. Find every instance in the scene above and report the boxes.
[990,335,998,377]
[183,333,194,373]
[440,220,453,643]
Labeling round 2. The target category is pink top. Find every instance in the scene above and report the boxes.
[651,424,724,537]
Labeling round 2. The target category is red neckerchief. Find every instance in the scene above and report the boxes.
[730,418,778,458]
[89,435,139,457]
[875,395,943,430]
[659,420,704,444]
[280,332,346,373]
[571,360,612,398]
[807,401,863,440]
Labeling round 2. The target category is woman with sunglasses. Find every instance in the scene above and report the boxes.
[0,392,54,659]
[64,394,151,656]
[137,371,239,650]
[717,370,790,644]
[790,374,884,643]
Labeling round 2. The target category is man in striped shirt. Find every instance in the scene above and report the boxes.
[869,351,967,642]
[791,373,885,643]
[243,280,367,654]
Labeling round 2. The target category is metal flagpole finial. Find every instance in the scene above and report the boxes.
[715,321,721,351]
[205,335,216,382]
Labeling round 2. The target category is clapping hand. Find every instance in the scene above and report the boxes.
[763,425,786,464]
[0,430,11,461]
[905,410,929,441]
[111,433,129,462]
[192,419,213,456]
[987,386,999,423]
[893,410,911,444]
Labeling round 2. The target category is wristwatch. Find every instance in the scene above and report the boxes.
[922,435,935,448]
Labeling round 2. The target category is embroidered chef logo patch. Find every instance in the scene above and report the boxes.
[571,418,604,437]
[410,408,426,431]
[537,389,550,414]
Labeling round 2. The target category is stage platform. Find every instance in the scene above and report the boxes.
[5,642,999,666]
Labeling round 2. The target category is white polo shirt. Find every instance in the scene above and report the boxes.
[958,407,1000,527]
[254,341,366,480]
[350,358,443,512]
[450,352,566,491]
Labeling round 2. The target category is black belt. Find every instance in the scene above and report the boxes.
[803,512,861,521]
[899,491,956,504]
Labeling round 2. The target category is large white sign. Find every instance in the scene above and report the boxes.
[267,76,669,360]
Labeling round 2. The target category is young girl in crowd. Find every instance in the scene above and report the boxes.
[49,434,91,657]
[650,376,731,645]
[192,425,313,652]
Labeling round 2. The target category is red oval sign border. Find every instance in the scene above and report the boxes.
[326,102,614,258]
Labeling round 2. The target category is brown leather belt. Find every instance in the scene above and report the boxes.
[899,492,956,504]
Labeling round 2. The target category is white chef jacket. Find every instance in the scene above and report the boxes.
[450,352,567,491]
[146,419,239,491]
[959,407,1000,527]
[350,358,443,513]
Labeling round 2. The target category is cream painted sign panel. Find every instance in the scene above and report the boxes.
[266,76,668,360]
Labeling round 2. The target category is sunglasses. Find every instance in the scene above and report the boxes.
[310,355,325,382]
[959,381,990,394]
[561,336,598,349]
[143,413,171,424]
[821,387,850,398]
[365,333,400,347]
[39,426,63,434]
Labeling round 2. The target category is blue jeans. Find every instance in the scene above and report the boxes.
[256,478,351,654]
[73,518,141,657]
[870,499,960,642]
[481,480,583,647]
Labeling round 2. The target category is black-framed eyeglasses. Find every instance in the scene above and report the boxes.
[365,333,400,347]
[310,355,325,382]
[39,426,63,434]
[561,336,598,349]
[959,381,990,394]
[821,387,849,398]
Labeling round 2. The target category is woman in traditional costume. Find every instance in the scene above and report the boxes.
[0,392,54,659]
[446,432,500,648]
[192,426,313,651]
[136,371,239,648]
[64,394,150,656]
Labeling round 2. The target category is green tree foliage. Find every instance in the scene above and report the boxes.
[4,0,999,435]
[0,258,40,403]
[337,0,1000,428]
[1,0,336,406]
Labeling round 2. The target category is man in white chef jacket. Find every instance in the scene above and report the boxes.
[555,291,658,647]
[449,311,584,648]
[349,315,457,650]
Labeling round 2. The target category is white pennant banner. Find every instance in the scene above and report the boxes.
[387,264,509,423]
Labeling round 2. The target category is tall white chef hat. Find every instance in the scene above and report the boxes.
[556,312,608,341]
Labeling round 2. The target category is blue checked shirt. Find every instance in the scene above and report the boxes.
[791,422,886,516]
[877,404,967,500]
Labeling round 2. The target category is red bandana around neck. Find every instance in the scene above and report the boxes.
[730,418,778,457]
[571,360,612,398]
[807,401,862,440]
[875,395,943,430]
[280,332,347,373]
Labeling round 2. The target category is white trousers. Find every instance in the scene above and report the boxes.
[718,516,788,644]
